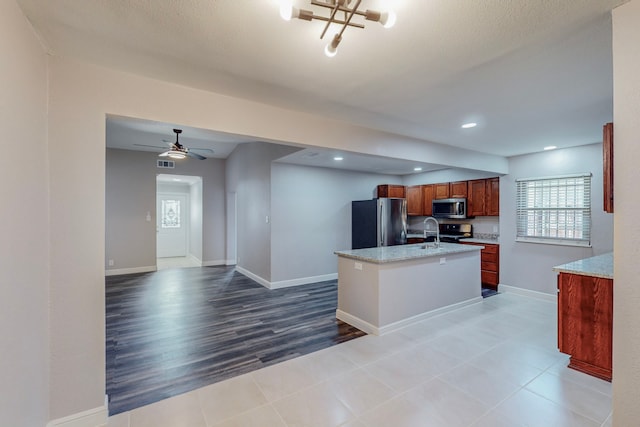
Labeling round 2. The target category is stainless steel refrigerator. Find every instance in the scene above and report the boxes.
[351,198,407,249]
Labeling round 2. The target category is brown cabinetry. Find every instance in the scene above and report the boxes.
[486,177,500,216]
[450,181,468,198]
[603,122,614,213]
[377,184,406,198]
[406,186,423,216]
[461,242,499,288]
[468,179,486,216]
[557,272,613,381]
[422,185,435,216]
[434,183,450,199]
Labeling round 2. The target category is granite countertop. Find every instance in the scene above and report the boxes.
[334,242,483,264]
[552,252,613,279]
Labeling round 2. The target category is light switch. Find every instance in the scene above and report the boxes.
[354,262,363,271]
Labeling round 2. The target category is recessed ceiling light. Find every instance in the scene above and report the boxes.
[414,167,423,171]
[333,156,344,161]
[461,122,477,129]
[544,146,557,151]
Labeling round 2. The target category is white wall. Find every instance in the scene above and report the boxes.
[612,1,640,424]
[270,163,403,284]
[0,1,49,426]
[190,179,204,262]
[500,143,613,294]
[106,148,225,272]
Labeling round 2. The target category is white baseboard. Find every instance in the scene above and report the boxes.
[235,267,338,290]
[201,259,226,267]
[225,259,237,266]
[46,404,107,427]
[499,284,557,302]
[270,273,338,289]
[105,265,156,276]
[336,296,483,336]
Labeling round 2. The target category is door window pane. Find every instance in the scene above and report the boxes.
[161,199,181,228]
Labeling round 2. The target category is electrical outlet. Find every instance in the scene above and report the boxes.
[354,262,363,271]
[440,257,446,265]
[108,259,114,267]
[493,225,498,233]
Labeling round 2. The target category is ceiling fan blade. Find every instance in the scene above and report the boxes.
[134,143,169,150]
[187,151,206,160]
[189,147,215,154]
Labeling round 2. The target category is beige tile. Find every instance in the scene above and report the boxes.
[490,388,600,427]
[545,358,612,397]
[296,345,358,382]
[402,378,488,427]
[250,358,318,402]
[357,395,431,427]
[106,412,129,427]
[210,404,286,427]
[364,349,440,392]
[468,350,544,387]
[327,368,397,416]
[601,413,613,427]
[525,371,612,423]
[129,391,207,427]
[272,382,355,427]
[338,333,414,366]
[197,373,268,426]
[410,341,465,376]
[438,362,521,407]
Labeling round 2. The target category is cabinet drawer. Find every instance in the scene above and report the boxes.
[481,261,498,272]
[482,244,498,254]
[481,252,498,263]
[481,271,499,286]
[407,237,425,244]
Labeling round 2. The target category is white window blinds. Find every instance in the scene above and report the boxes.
[516,173,592,247]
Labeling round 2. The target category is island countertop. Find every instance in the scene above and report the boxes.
[552,252,613,279]
[334,242,483,264]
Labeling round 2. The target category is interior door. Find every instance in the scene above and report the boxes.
[157,193,188,258]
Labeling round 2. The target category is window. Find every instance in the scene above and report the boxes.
[161,199,181,228]
[516,173,591,247]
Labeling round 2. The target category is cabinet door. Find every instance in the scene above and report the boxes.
[603,122,614,213]
[377,185,406,198]
[406,186,423,216]
[486,177,500,216]
[434,183,450,199]
[468,179,486,216]
[450,181,468,198]
[422,185,435,216]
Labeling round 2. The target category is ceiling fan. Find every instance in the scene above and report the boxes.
[134,129,213,160]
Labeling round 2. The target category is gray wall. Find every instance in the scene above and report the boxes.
[106,148,226,271]
[0,1,49,426]
[270,163,403,284]
[500,143,613,294]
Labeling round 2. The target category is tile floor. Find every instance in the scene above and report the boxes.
[156,256,202,270]
[105,292,612,427]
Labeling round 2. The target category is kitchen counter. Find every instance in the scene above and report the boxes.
[335,243,482,335]
[552,252,613,279]
[334,242,482,264]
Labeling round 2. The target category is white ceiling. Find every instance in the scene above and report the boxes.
[17,0,627,170]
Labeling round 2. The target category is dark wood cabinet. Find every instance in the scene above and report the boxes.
[450,181,468,198]
[422,185,435,216]
[377,184,406,198]
[434,183,450,199]
[603,122,614,213]
[486,177,500,216]
[406,237,425,244]
[406,185,423,216]
[461,242,499,288]
[557,272,613,381]
[468,179,486,216]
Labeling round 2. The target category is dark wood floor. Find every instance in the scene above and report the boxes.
[105,266,365,415]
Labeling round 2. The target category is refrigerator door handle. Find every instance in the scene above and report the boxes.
[379,201,384,246]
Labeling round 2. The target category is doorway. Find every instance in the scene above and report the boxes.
[156,174,203,269]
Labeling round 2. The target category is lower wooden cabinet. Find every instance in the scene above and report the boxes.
[557,272,613,381]
[461,242,499,288]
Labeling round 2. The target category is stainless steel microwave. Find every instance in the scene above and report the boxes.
[432,198,467,219]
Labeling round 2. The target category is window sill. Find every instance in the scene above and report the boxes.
[516,237,592,248]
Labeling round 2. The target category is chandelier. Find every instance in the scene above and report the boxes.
[279,0,396,57]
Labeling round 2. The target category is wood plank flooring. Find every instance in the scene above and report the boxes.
[105,266,365,415]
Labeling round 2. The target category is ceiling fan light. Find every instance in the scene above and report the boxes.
[167,150,186,159]
[280,4,295,20]
[380,10,396,28]
[324,34,341,57]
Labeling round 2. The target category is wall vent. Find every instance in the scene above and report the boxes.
[157,159,175,169]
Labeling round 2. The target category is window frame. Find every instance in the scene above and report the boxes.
[515,173,592,247]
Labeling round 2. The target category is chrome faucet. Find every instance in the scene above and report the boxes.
[423,216,440,247]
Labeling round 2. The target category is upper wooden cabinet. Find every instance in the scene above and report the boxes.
[486,177,500,216]
[468,179,486,216]
[422,185,435,216]
[377,184,406,198]
[406,185,424,216]
[450,181,468,198]
[603,122,614,213]
[434,183,450,199]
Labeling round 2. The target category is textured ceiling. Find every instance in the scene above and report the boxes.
[17,0,627,159]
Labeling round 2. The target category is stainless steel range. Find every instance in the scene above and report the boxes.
[438,223,472,243]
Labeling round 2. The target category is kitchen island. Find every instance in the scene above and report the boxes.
[334,243,483,335]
